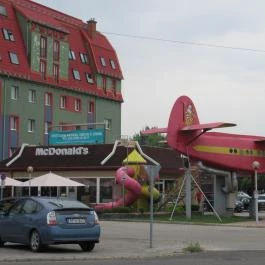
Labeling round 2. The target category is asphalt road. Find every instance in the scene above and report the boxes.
[0,220,265,261]
[0,251,265,265]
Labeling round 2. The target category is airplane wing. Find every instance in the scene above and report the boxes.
[254,138,265,143]
[181,122,236,132]
[141,123,236,135]
[141,128,168,135]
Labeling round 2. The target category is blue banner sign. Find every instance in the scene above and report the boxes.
[49,129,105,145]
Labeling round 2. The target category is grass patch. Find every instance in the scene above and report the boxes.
[155,212,252,224]
[183,242,203,253]
[100,212,252,224]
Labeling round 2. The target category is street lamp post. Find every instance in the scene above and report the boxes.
[144,164,161,248]
[27,166,33,196]
[252,161,260,224]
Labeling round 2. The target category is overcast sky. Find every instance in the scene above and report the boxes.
[34,0,265,138]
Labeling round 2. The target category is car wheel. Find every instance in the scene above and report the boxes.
[30,230,43,252]
[79,242,95,252]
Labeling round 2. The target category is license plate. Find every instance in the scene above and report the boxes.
[67,218,86,224]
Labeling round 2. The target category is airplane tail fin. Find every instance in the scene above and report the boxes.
[167,95,200,149]
[142,95,236,150]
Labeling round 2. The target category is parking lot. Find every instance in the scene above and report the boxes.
[0,220,265,262]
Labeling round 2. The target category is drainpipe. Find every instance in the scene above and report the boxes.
[2,78,7,160]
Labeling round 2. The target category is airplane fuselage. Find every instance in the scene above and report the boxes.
[177,131,265,173]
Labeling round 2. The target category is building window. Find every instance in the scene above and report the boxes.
[53,64,59,83]
[102,77,107,93]
[73,69,81,80]
[44,92,52,106]
[28,89,36,103]
[110,59,116,69]
[40,60,46,80]
[11,86,18,100]
[112,79,116,94]
[53,40,60,61]
[0,5,7,16]
[80,53,88,64]
[10,116,18,131]
[9,52,19,64]
[44,121,51,134]
[60,96,67,109]
[100,178,114,203]
[88,101,95,128]
[40,36,47,58]
[2,28,15,41]
[104,119,111,130]
[75,99,81,111]
[69,49,76,60]
[85,73,94,84]
[28,119,35,133]
[88,101,94,114]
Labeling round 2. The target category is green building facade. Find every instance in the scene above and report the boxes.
[0,0,124,160]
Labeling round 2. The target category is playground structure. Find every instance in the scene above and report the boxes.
[95,145,160,212]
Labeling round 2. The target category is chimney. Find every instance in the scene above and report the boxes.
[87,18,97,39]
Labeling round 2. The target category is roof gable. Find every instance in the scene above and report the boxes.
[13,4,69,33]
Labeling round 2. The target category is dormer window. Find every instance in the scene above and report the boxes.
[0,5,7,16]
[9,52,19,64]
[100,57,106,66]
[80,53,88,64]
[2,29,15,41]
[69,49,76,60]
[73,69,81,80]
[86,73,94,84]
[110,59,116,69]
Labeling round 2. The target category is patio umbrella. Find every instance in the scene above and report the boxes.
[22,172,85,187]
[0,177,22,198]
[22,172,85,197]
[3,177,22,187]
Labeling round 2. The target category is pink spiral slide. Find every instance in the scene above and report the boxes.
[94,167,142,211]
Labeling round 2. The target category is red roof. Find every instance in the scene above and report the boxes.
[87,32,124,79]
[0,0,30,78]
[0,0,123,102]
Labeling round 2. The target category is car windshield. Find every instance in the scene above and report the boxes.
[258,195,265,200]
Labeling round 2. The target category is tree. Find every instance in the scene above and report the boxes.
[132,126,167,147]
